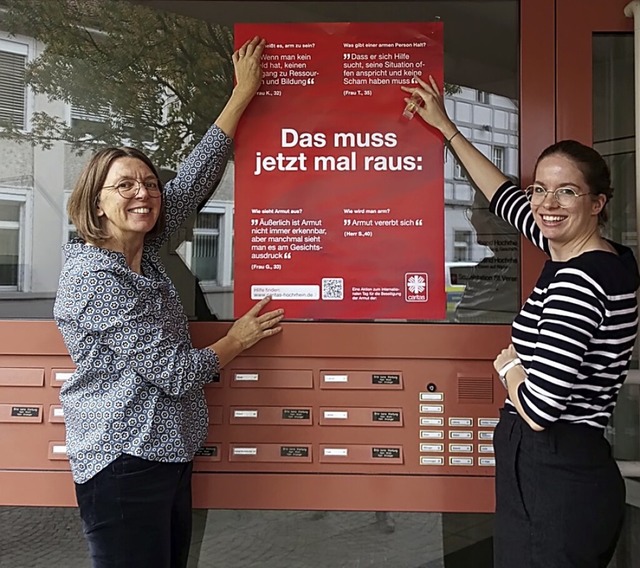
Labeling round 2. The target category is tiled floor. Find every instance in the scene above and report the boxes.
[0,508,495,567]
[1,498,637,566]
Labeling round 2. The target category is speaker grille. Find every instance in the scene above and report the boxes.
[457,377,494,403]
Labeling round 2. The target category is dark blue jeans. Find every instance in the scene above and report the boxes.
[75,455,193,568]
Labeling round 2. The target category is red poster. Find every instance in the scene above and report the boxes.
[234,23,444,320]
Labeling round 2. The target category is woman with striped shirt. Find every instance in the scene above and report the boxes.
[403,76,639,567]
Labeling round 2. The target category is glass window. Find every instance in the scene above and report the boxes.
[0,46,27,129]
[0,0,520,326]
[492,146,505,170]
[193,212,221,283]
[0,191,29,291]
[70,103,110,125]
[0,1,518,566]
[0,228,19,287]
[593,33,639,479]
[70,103,154,143]
[0,199,20,222]
[69,102,111,137]
[453,229,472,261]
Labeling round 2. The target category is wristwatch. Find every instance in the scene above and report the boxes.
[497,357,521,389]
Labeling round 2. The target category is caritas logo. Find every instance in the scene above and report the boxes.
[405,273,428,302]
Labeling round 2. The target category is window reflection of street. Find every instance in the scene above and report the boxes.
[453,192,519,324]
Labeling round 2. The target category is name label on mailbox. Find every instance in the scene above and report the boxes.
[195,446,219,457]
[280,446,310,458]
[11,406,39,418]
[371,374,400,385]
[282,409,311,420]
[324,411,348,420]
[372,411,401,422]
[371,447,401,459]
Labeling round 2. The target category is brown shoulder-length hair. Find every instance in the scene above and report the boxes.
[67,147,166,243]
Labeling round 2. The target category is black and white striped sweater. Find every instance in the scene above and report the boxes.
[490,182,639,429]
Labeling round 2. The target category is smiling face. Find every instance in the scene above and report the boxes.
[96,157,162,247]
[531,154,606,250]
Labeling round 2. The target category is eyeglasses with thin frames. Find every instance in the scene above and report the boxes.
[525,185,590,208]
[102,178,162,199]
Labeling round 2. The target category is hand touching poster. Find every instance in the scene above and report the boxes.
[234,22,444,320]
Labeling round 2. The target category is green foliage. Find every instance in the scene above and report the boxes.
[1,0,233,167]
[1,0,463,166]
[444,83,461,96]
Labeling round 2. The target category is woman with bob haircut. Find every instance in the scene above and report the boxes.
[67,146,167,244]
[54,37,284,568]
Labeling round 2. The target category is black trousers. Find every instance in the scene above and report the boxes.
[493,409,625,568]
[75,455,193,568]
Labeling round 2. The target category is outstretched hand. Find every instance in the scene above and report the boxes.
[401,75,456,137]
[215,36,266,137]
[227,296,284,351]
[401,75,509,205]
[232,36,266,99]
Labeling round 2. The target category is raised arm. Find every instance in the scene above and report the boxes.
[402,75,509,201]
[150,37,266,247]
[215,36,265,138]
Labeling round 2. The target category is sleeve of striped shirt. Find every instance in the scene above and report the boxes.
[516,267,606,428]
[489,182,551,256]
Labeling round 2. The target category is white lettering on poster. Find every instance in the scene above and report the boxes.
[253,128,422,175]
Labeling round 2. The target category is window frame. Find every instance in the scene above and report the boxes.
[476,90,489,104]
[0,34,33,133]
[0,188,32,292]
[192,201,234,287]
[453,229,473,262]
[492,145,506,171]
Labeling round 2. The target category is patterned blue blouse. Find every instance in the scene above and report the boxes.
[54,125,231,484]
